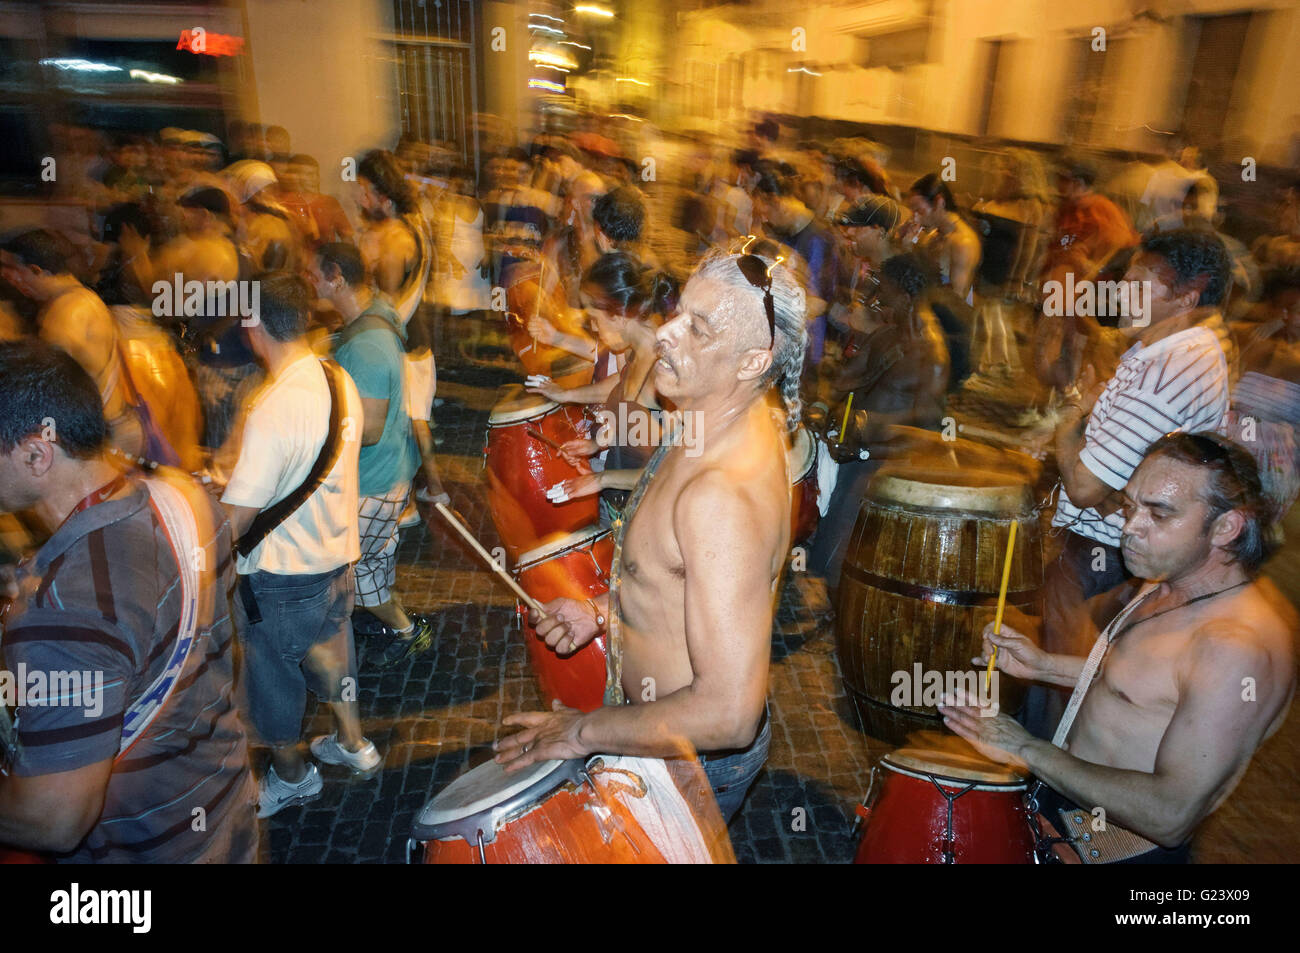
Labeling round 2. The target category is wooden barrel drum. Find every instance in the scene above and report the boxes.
[834,466,1042,745]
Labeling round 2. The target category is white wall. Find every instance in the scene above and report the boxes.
[244,0,398,200]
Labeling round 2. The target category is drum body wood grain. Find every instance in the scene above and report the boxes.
[834,467,1042,744]
[789,426,819,546]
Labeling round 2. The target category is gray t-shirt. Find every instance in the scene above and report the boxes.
[2,475,257,863]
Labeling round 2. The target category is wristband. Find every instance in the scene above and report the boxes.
[586,598,606,631]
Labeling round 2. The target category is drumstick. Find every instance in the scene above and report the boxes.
[526,427,563,452]
[432,502,547,617]
[838,392,854,447]
[986,520,1018,694]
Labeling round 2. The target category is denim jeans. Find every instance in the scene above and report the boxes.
[234,564,357,745]
[697,707,771,824]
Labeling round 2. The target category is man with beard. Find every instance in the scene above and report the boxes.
[943,433,1295,864]
[492,249,807,823]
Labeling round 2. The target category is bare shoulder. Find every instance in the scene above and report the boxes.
[1183,581,1296,686]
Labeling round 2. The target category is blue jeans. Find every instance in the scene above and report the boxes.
[234,565,358,745]
[697,707,770,823]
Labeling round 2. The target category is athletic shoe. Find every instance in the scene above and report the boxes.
[256,764,322,818]
[373,614,435,668]
[310,734,383,775]
[399,499,421,529]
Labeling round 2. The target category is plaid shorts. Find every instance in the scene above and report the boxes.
[355,485,411,607]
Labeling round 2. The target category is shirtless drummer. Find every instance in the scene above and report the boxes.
[493,249,807,822]
[941,432,1296,863]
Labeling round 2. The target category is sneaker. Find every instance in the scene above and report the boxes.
[372,614,434,668]
[311,733,383,774]
[256,764,322,818]
[399,500,421,529]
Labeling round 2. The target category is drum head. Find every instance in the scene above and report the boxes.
[489,385,558,426]
[789,427,816,482]
[412,757,582,844]
[869,465,1033,516]
[516,525,610,570]
[883,743,1028,787]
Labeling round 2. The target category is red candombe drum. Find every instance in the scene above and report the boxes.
[484,385,600,559]
[410,756,728,864]
[0,847,49,864]
[789,426,819,545]
[513,526,612,713]
[854,741,1035,864]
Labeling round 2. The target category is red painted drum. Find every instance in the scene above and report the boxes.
[789,426,819,545]
[0,847,49,864]
[410,756,732,864]
[513,526,612,713]
[484,386,600,560]
[854,738,1035,864]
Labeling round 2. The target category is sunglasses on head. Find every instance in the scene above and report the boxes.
[734,237,784,348]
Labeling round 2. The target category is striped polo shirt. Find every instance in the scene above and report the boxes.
[1054,319,1230,546]
[2,474,257,862]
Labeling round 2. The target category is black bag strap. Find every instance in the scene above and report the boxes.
[236,359,345,559]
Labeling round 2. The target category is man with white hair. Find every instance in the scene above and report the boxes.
[493,248,807,823]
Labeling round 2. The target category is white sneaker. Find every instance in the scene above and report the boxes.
[311,733,383,774]
[257,764,322,818]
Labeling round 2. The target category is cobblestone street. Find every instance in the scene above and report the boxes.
[260,355,1300,865]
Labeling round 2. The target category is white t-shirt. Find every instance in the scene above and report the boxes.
[223,354,363,574]
[1053,322,1230,546]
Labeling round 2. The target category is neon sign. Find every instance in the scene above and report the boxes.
[177,28,244,57]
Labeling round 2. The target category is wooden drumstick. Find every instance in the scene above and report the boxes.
[838,392,854,447]
[526,427,563,453]
[432,502,547,617]
[986,520,1018,694]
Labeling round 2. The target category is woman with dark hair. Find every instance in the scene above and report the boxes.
[526,252,676,520]
[901,171,983,304]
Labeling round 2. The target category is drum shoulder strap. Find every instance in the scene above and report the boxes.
[236,360,344,559]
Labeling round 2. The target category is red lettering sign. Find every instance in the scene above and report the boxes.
[177,29,244,57]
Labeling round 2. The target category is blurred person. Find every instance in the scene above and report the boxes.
[541,168,605,310]
[95,203,203,472]
[1182,180,1260,307]
[828,194,902,337]
[1041,158,1138,283]
[753,164,838,367]
[355,149,433,324]
[281,155,353,245]
[493,248,807,824]
[1251,177,1300,273]
[533,254,675,523]
[0,229,145,461]
[901,172,983,305]
[707,148,760,246]
[810,253,950,589]
[1137,139,1219,235]
[1228,268,1300,520]
[219,273,380,816]
[143,185,258,457]
[225,159,299,273]
[945,432,1295,864]
[1030,229,1235,739]
[483,148,558,285]
[309,243,432,667]
[433,165,491,352]
[0,340,257,861]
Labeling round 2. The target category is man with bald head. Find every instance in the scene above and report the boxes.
[494,249,807,822]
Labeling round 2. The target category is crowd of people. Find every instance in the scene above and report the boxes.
[0,111,1296,864]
